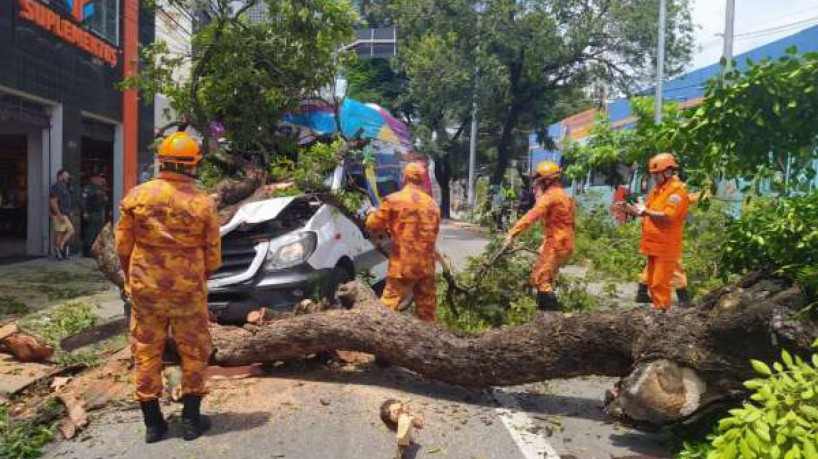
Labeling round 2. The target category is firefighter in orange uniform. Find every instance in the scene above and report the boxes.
[623,153,690,311]
[116,132,221,443]
[503,161,575,311]
[634,189,702,307]
[366,163,441,322]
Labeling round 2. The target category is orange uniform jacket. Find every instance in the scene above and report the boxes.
[508,185,575,255]
[640,176,690,261]
[366,184,441,280]
[116,172,222,311]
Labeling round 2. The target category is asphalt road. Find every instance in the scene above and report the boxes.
[44,221,669,459]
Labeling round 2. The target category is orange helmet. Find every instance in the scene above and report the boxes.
[403,162,427,185]
[157,132,201,166]
[648,153,678,173]
[533,161,561,181]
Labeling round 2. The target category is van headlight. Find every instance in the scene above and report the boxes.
[264,232,317,271]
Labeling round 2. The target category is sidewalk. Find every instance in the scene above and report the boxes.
[0,258,120,321]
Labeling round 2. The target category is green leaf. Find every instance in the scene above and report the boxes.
[799,405,818,420]
[752,360,773,375]
[721,442,739,459]
[755,420,772,442]
[786,45,798,55]
[805,441,818,459]
[782,350,794,368]
[746,429,763,452]
[740,438,757,458]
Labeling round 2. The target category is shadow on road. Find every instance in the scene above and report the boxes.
[204,411,271,437]
[256,360,616,423]
[608,432,673,458]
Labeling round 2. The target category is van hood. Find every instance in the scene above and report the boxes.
[220,197,296,237]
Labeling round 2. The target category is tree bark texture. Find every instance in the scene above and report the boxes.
[207,276,816,426]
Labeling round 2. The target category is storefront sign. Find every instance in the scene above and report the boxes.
[18,0,118,67]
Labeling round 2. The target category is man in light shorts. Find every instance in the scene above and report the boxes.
[49,169,75,260]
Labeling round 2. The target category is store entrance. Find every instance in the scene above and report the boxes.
[80,137,114,256]
[0,135,28,257]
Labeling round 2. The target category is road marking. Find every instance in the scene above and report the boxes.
[492,388,561,459]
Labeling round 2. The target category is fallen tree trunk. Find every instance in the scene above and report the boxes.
[207,276,816,426]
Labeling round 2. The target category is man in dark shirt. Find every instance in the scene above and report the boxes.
[81,174,108,257]
[49,169,75,260]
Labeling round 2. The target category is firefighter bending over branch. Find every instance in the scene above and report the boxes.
[116,132,221,443]
[503,161,575,311]
[366,163,442,322]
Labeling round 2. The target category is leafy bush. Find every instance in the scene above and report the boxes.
[722,192,818,299]
[677,342,818,459]
[19,302,99,346]
[0,296,29,320]
[271,140,343,190]
[437,235,602,333]
[572,201,733,296]
[0,404,57,459]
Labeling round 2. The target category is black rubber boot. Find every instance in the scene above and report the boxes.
[676,288,693,308]
[139,400,168,444]
[635,283,651,303]
[181,395,211,441]
[536,292,560,312]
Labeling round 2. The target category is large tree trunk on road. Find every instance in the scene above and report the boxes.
[208,275,816,427]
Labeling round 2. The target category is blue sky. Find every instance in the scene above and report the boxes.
[689,0,818,70]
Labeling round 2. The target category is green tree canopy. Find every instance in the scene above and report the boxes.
[125,0,358,162]
[391,0,694,184]
[671,50,818,194]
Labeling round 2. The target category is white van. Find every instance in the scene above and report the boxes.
[207,161,392,323]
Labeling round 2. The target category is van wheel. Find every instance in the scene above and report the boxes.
[324,266,354,309]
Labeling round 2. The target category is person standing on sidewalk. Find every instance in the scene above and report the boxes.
[622,153,690,312]
[366,162,441,322]
[81,174,108,257]
[49,169,75,260]
[116,132,221,443]
[503,161,575,311]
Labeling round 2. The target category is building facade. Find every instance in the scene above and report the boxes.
[153,0,192,132]
[0,0,154,258]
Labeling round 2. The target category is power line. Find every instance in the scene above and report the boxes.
[733,15,818,38]
[696,15,818,53]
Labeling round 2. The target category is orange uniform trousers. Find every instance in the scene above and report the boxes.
[645,257,679,311]
[639,261,687,290]
[381,276,437,323]
[531,249,573,294]
[130,304,212,402]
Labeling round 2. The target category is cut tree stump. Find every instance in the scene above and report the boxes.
[206,276,816,427]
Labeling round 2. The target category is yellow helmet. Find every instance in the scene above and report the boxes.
[533,161,561,181]
[157,132,201,166]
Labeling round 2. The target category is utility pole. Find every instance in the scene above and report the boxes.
[467,81,478,206]
[467,11,481,207]
[654,0,667,124]
[722,0,736,75]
